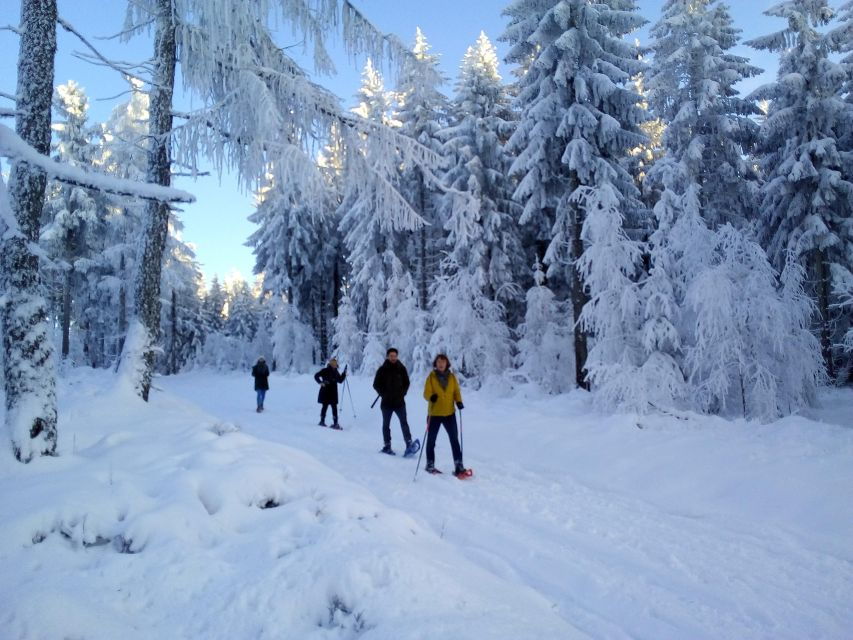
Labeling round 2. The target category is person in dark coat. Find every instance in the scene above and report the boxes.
[372,347,414,455]
[252,356,270,412]
[314,358,346,429]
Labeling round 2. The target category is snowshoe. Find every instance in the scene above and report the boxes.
[318,420,326,427]
[380,445,396,456]
[403,439,421,458]
[425,465,442,475]
[330,423,343,430]
[453,468,474,479]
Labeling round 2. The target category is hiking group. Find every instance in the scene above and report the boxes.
[250,347,471,477]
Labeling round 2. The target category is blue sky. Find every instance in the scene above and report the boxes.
[0,1,784,285]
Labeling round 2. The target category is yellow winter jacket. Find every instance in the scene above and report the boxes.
[423,370,462,417]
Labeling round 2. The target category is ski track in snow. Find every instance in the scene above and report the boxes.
[163,371,853,640]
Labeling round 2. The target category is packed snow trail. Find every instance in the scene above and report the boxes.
[163,371,853,640]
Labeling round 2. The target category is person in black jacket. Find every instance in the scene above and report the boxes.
[252,356,270,412]
[372,347,414,455]
[314,358,347,429]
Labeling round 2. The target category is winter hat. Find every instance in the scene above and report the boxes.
[329,358,338,367]
[258,356,266,362]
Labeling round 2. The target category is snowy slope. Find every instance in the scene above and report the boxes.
[2,368,852,639]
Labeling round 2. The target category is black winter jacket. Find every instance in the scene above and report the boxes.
[314,366,346,405]
[372,360,410,408]
[252,362,270,390]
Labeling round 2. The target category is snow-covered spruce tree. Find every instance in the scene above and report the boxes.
[1,0,59,461]
[647,0,762,230]
[439,31,525,317]
[428,261,512,386]
[339,59,419,373]
[747,0,852,380]
[271,298,316,374]
[502,0,648,389]
[331,293,364,373]
[385,267,431,375]
[120,0,439,398]
[685,227,825,420]
[201,276,226,336]
[40,81,102,362]
[575,183,655,411]
[247,172,327,360]
[394,28,449,311]
[516,260,574,394]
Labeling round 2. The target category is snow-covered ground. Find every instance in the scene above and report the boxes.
[2,368,852,639]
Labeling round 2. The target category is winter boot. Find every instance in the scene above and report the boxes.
[318,419,326,427]
[425,463,441,474]
[403,439,421,458]
[380,444,395,455]
[330,423,342,430]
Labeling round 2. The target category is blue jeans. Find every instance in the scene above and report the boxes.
[381,404,412,446]
[256,389,266,409]
[426,413,462,467]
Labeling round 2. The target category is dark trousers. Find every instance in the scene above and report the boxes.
[381,404,412,446]
[426,413,462,467]
[320,403,338,424]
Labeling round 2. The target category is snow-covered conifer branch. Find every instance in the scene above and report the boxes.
[0,123,194,203]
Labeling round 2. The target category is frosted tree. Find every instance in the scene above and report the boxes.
[429,265,512,386]
[686,227,825,420]
[439,32,525,314]
[647,0,762,230]
[747,0,853,380]
[502,0,648,389]
[119,0,442,399]
[201,277,227,336]
[339,59,417,368]
[395,28,449,310]
[271,299,317,373]
[1,0,60,461]
[385,268,431,375]
[574,183,649,411]
[40,81,102,361]
[516,260,574,394]
[331,293,364,372]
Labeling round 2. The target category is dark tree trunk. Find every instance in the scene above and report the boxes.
[814,248,835,380]
[127,0,176,401]
[61,269,72,359]
[117,253,127,360]
[1,0,59,461]
[569,198,590,390]
[170,288,178,375]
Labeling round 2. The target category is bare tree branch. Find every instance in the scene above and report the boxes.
[57,16,155,87]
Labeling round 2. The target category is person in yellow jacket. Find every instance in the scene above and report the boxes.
[422,354,466,475]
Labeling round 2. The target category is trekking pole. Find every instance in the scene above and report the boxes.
[370,394,380,408]
[345,377,357,419]
[413,403,432,482]
[458,407,464,458]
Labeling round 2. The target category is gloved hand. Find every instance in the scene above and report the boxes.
[456,401,464,410]
[429,393,438,403]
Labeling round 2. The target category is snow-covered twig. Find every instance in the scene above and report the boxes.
[57,16,155,86]
[1,25,21,35]
[0,91,17,102]
[0,123,194,203]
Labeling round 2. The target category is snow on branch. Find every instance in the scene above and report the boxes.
[57,16,154,86]
[0,124,194,203]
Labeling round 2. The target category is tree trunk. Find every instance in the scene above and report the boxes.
[814,248,835,380]
[170,288,178,375]
[61,269,72,359]
[117,253,127,360]
[125,0,176,401]
[1,0,59,461]
[569,199,590,390]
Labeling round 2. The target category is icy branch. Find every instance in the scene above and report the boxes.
[0,124,194,203]
[57,16,153,86]
[1,25,21,35]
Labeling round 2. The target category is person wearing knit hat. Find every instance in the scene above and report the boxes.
[314,358,347,428]
[252,356,270,412]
